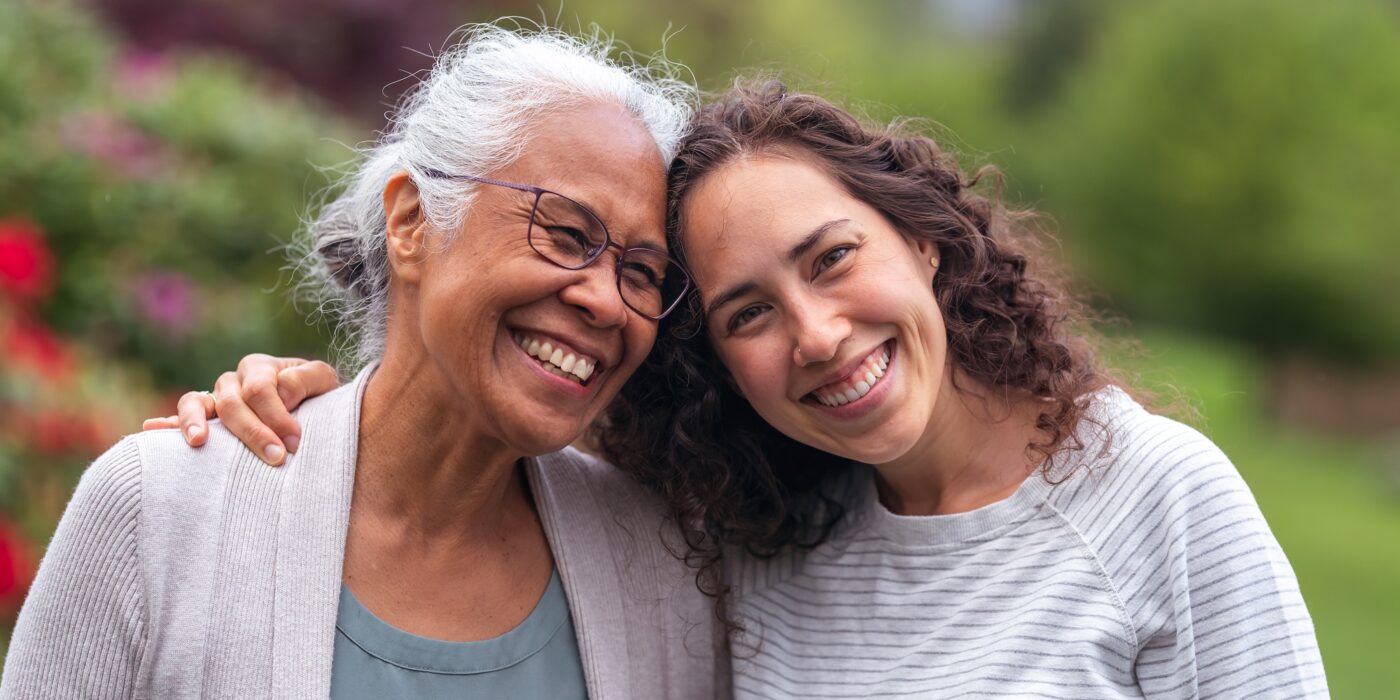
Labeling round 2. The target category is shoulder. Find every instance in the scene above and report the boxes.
[533,445,669,519]
[1052,387,1255,525]
[51,437,147,545]
[116,424,268,518]
[529,446,685,574]
[1046,388,1293,612]
[64,428,244,530]
[1044,388,1278,597]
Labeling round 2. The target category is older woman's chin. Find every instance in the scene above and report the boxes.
[498,413,599,458]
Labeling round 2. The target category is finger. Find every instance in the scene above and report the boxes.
[142,416,179,431]
[275,361,342,412]
[237,353,309,379]
[213,371,287,466]
[235,360,306,457]
[176,391,216,446]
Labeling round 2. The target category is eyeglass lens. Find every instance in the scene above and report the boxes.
[528,191,686,319]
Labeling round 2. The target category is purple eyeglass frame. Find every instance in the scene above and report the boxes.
[421,168,691,320]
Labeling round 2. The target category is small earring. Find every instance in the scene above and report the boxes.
[930,257,940,269]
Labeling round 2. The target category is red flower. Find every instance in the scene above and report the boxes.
[0,219,55,304]
[3,318,76,381]
[29,410,74,456]
[21,409,111,458]
[0,518,35,619]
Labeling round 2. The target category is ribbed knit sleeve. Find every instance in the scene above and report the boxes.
[1,438,148,699]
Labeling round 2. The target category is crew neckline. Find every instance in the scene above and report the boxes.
[845,462,1057,549]
[334,570,570,675]
[842,386,1137,548]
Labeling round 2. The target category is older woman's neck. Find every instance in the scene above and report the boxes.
[355,355,533,541]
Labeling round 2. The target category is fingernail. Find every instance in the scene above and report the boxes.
[187,425,202,441]
[283,435,300,454]
[264,444,285,464]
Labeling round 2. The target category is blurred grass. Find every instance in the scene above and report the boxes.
[1120,328,1400,696]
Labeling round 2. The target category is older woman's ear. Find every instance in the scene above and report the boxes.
[383,171,429,282]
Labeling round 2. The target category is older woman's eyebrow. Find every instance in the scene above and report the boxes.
[623,239,668,253]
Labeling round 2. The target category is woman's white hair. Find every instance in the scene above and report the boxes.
[295,22,695,371]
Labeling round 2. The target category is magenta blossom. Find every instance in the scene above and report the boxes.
[117,49,173,101]
[132,271,199,339]
[59,110,169,180]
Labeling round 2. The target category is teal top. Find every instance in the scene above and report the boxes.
[329,571,587,699]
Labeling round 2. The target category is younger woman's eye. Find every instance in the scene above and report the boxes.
[816,246,853,275]
[727,305,766,333]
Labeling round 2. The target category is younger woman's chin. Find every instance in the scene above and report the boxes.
[804,434,916,467]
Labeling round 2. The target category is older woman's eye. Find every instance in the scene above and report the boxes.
[816,246,853,275]
[545,226,594,257]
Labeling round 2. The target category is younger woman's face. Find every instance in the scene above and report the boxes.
[680,154,948,464]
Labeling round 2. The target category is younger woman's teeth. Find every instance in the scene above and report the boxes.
[513,332,596,383]
[812,345,890,407]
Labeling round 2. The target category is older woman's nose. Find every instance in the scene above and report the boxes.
[559,265,629,328]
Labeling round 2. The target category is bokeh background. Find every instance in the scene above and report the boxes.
[2,0,1397,692]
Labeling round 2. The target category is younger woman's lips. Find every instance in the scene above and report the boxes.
[805,340,897,419]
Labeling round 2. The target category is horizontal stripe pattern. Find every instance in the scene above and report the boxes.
[727,389,1327,698]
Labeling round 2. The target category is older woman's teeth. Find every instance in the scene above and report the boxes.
[513,332,595,383]
[813,346,890,407]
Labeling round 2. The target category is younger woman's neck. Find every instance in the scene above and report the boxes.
[874,370,1046,517]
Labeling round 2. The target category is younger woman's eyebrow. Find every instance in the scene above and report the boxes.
[705,281,756,319]
[787,219,852,262]
[704,219,853,320]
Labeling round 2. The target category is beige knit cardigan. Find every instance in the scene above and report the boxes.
[2,367,726,698]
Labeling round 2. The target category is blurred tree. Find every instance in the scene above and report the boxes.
[91,0,517,124]
[1029,0,1400,362]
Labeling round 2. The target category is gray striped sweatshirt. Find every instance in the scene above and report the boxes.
[727,388,1327,698]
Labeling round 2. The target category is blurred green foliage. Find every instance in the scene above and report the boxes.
[0,0,349,391]
[0,0,353,655]
[1031,0,1400,362]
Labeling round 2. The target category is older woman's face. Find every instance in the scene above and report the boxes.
[405,101,668,455]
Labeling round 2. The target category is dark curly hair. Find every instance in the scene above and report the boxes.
[594,79,1116,633]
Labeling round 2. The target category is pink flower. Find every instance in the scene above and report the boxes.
[58,110,169,180]
[0,219,54,304]
[0,518,35,619]
[117,50,172,101]
[132,271,199,339]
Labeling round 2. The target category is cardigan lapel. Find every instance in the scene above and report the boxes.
[269,366,373,697]
[262,365,634,696]
[528,452,633,699]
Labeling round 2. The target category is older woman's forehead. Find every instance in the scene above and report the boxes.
[510,102,669,246]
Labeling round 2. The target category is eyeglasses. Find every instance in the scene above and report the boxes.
[422,169,691,321]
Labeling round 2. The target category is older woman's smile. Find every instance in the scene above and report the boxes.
[512,331,601,384]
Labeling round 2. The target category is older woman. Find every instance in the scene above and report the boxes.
[178,81,1327,697]
[1,26,722,699]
